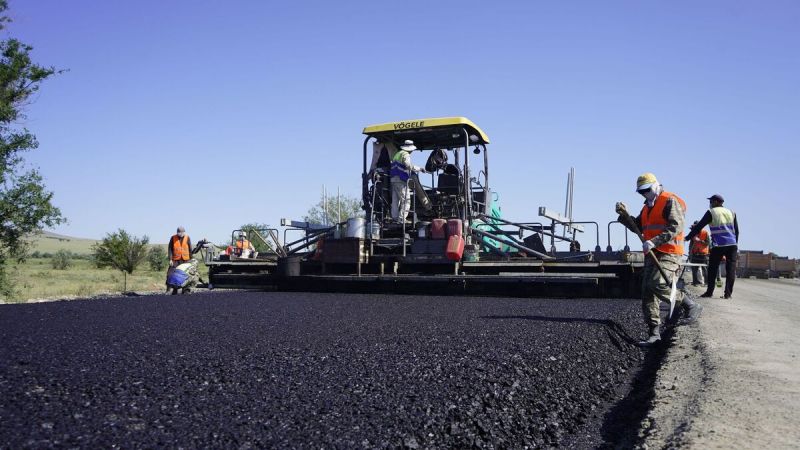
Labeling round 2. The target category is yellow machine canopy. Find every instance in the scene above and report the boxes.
[362,117,489,149]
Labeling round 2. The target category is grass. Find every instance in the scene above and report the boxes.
[2,258,210,303]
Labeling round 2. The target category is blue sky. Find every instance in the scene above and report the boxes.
[9,0,800,256]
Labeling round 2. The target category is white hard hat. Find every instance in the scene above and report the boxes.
[400,140,416,151]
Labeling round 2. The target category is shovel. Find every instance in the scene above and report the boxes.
[618,208,678,319]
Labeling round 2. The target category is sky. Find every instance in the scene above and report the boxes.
[8,0,800,256]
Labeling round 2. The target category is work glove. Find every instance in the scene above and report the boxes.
[615,202,628,216]
[642,240,654,254]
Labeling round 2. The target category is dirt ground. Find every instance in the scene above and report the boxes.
[640,278,800,449]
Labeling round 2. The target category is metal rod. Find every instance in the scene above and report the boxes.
[470,227,554,260]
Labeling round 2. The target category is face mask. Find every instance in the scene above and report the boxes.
[178,232,185,238]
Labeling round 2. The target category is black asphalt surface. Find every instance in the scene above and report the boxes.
[1,292,646,448]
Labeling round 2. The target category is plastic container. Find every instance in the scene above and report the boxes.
[431,219,447,239]
[447,219,463,237]
[346,217,366,239]
[417,221,430,239]
[446,235,465,261]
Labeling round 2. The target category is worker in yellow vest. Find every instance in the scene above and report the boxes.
[616,173,703,346]
[686,194,739,299]
[168,226,192,267]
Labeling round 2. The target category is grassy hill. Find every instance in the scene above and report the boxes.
[29,231,99,255]
[29,231,166,255]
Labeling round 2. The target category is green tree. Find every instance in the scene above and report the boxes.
[304,192,363,226]
[51,249,72,270]
[147,246,167,271]
[0,1,64,297]
[91,229,149,291]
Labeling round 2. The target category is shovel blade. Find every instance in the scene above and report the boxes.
[668,276,678,319]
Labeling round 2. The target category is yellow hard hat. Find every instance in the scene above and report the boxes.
[636,172,658,191]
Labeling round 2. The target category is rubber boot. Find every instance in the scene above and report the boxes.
[638,325,661,347]
[682,297,704,324]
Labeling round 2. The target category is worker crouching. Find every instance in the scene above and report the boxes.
[616,173,703,346]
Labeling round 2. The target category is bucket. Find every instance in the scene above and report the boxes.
[417,221,430,239]
[346,217,366,239]
[278,256,302,277]
[368,221,381,240]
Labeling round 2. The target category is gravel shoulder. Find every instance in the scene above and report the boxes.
[641,278,800,449]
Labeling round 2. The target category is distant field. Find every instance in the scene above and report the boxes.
[3,257,210,303]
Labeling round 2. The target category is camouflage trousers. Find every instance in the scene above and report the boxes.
[642,253,684,327]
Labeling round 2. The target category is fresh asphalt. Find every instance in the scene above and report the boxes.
[1,292,648,448]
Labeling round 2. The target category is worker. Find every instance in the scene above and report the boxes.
[168,226,192,267]
[390,139,425,223]
[615,173,703,347]
[686,194,739,299]
[233,231,256,258]
[688,220,711,286]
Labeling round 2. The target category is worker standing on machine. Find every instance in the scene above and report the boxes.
[688,220,711,286]
[616,173,703,346]
[686,194,739,299]
[168,226,192,267]
[390,139,425,223]
[234,231,256,258]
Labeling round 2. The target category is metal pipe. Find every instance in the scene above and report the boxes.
[284,226,333,249]
[362,136,370,216]
[470,227,554,260]
[287,234,326,255]
[482,144,488,208]
[563,221,600,251]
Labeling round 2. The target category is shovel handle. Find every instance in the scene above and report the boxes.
[618,209,672,283]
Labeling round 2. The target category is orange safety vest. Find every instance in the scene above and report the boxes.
[640,191,687,255]
[690,229,710,255]
[234,239,251,256]
[171,235,190,261]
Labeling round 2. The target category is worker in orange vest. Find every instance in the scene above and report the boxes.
[168,226,193,267]
[616,173,703,346]
[233,231,256,258]
[688,220,711,286]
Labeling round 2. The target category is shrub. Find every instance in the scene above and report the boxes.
[148,246,167,271]
[91,229,149,291]
[51,249,72,270]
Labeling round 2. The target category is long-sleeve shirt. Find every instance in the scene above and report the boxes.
[619,196,685,249]
[686,209,739,244]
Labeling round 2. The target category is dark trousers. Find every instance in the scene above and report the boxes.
[707,245,737,297]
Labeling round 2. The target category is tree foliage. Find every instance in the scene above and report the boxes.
[91,229,149,275]
[0,1,64,296]
[303,192,363,226]
[148,246,167,271]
